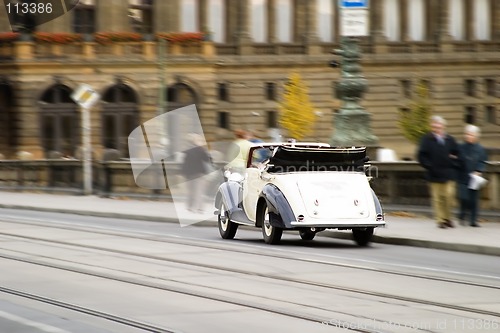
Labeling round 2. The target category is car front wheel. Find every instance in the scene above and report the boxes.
[218,201,238,239]
[352,227,374,246]
[259,202,283,244]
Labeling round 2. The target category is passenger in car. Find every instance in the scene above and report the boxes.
[225,129,252,174]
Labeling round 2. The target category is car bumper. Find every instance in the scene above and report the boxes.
[290,221,386,228]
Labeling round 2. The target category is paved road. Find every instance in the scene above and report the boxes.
[0,209,499,333]
[0,191,499,256]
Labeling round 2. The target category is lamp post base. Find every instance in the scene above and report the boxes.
[330,111,378,148]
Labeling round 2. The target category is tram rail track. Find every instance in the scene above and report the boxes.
[0,220,499,322]
[0,252,379,333]
[0,285,180,333]
[1,215,500,290]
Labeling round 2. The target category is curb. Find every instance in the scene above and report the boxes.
[0,204,216,227]
[325,231,500,257]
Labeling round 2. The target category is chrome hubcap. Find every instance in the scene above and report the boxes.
[263,209,272,236]
[219,204,228,231]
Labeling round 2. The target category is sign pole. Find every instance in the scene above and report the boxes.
[72,84,99,196]
[82,105,92,195]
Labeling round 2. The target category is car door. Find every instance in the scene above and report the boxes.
[242,167,266,222]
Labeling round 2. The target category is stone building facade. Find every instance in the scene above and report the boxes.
[0,0,499,160]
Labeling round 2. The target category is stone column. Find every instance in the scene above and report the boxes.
[438,0,453,52]
[236,0,253,54]
[97,0,131,32]
[198,0,208,32]
[372,0,388,53]
[237,0,252,42]
[304,0,320,54]
[465,0,474,40]
[333,1,340,43]
[492,0,500,40]
[226,0,238,43]
[155,0,179,32]
[400,0,409,41]
[267,0,276,43]
[426,0,438,41]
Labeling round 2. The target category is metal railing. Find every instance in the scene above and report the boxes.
[0,160,499,209]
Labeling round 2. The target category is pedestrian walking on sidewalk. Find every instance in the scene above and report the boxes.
[418,116,460,229]
[182,134,212,213]
[457,125,488,227]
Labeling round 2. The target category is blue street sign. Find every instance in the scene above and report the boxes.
[339,0,369,9]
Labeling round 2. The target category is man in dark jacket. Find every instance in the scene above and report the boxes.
[418,116,460,228]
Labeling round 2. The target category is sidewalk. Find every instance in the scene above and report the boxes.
[0,191,498,256]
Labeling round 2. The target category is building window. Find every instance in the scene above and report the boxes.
[485,79,496,97]
[218,111,230,129]
[267,111,278,128]
[474,0,491,40]
[167,83,197,110]
[317,0,334,42]
[449,0,465,40]
[383,0,401,41]
[401,80,411,98]
[129,0,153,34]
[208,0,225,42]
[0,83,17,152]
[250,0,268,42]
[465,79,476,97]
[102,84,139,157]
[73,0,96,34]
[485,106,496,124]
[166,83,198,150]
[265,82,276,101]
[276,0,292,43]
[217,82,229,101]
[39,85,79,158]
[181,0,199,32]
[465,106,476,124]
[407,0,426,41]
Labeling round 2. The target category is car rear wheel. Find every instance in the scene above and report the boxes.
[299,229,315,241]
[218,201,238,239]
[259,202,283,244]
[352,227,374,246]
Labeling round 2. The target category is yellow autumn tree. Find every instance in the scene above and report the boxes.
[279,73,316,140]
[398,80,432,144]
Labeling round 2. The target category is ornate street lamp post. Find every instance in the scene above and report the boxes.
[330,37,378,148]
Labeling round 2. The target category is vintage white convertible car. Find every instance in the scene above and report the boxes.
[214,142,385,246]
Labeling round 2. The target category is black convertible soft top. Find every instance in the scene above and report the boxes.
[267,146,367,172]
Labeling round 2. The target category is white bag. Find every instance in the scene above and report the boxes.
[468,173,488,190]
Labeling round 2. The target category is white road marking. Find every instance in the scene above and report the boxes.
[0,310,70,333]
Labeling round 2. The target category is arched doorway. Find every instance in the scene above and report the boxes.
[0,82,17,158]
[102,83,139,157]
[166,82,197,111]
[165,83,199,150]
[39,84,79,158]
